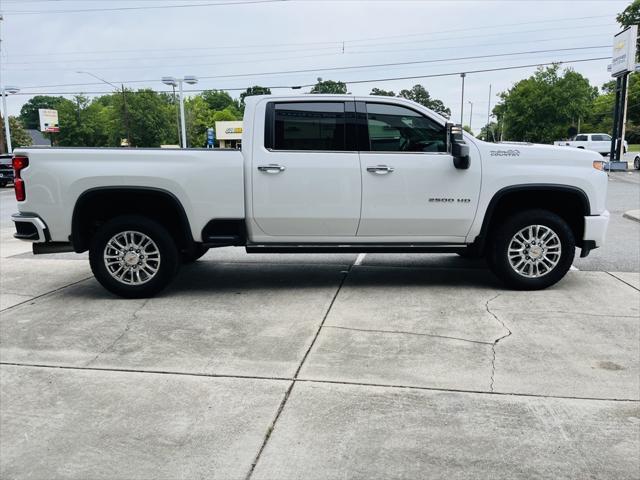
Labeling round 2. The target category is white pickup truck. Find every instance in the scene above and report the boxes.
[11,95,609,297]
[554,133,628,156]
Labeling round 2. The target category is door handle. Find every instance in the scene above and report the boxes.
[367,165,395,175]
[257,164,286,174]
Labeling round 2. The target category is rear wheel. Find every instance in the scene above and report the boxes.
[487,209,575,290]
[634,156,640,170]
[89,215,180,298]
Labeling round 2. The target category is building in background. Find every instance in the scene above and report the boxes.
[215,121,242,149]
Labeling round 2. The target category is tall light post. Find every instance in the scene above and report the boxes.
[162,75,198,148]
[2,86,20,153]
[459,73,466,125]
[468,101,473,132]
[77,71,131,146]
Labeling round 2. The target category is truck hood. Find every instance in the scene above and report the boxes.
[473,140,601,165]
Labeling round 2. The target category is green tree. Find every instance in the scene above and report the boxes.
[19,95,67,130]
[1,117,32,151]
[370,88,396,96]
[493,65,597,143]
[479,121,500,142]
[240,86,271,106]
[397,84,451,118]
[201,89,235,111]
[310,78,347,94]
[462,125,474,135]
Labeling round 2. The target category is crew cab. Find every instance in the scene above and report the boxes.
[554,133,628,156]
[11,95,609,298]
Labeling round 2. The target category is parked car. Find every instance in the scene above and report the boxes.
[554,133,628,156]
[0,153,14,187]
[11,95,609,297]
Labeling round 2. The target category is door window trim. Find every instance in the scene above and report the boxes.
[264,100,358,153]
[358,101,449,155]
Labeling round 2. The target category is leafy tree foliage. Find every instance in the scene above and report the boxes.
[479,122,500,142]
[370,88,396,96]
[1,117,32,151]
[201,89,235,111]
[397,85,451,118]
[240,86,271,106]
[310,78,348,94]
[492,65,597,143]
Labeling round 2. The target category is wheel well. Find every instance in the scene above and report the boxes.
[71,188,194,253]
[479,187,589,251]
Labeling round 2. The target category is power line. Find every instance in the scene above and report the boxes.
[16,45,610,90]
[10,56,609,95]
[2,0,288,14]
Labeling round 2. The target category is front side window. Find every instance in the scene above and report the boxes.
[366,103,446,153]
[273,102,346,151]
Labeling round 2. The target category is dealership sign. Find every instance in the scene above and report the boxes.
[38,109,60,133]
[611,25,638,77]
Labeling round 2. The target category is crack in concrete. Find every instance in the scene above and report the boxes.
[0,276,94,313]
[323,325,493,345]
[486,293,512,392]
[84,298,151,367]
[606,271,640,292]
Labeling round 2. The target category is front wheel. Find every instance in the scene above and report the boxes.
[487,209,575,290]
[89,215,180,298]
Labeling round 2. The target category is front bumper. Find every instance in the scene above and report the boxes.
[12,213,49,242]
[584,210,610,248]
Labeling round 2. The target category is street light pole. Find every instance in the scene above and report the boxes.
[468,101,473,132]
[460,73,466,125]
[161,76,198,149]
[1,86,20,153]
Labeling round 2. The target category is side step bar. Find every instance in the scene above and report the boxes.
[245,244,467,254]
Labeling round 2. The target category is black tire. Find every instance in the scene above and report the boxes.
[487,209,575,290]
[0,181,7,188]
[634,156,640,170]
[89,215,180,298]
[182,245,209,263]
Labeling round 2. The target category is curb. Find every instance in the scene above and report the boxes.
[623,210,640,223]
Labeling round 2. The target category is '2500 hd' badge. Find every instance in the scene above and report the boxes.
[429,198,471,203]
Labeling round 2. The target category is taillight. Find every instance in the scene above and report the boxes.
[12,155,28,201]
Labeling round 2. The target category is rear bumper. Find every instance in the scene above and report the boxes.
[584,210,609,248]
[11,213,49,242]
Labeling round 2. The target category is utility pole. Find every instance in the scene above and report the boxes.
[468,101,473,132]
[460,73,466,125]
[486,84,492,141]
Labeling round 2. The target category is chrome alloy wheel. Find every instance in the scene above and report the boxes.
[103,230,161,285]
[507,225,561,278]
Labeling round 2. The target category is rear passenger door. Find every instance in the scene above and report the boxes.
[252,101,361,237]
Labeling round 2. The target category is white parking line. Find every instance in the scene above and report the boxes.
[570,265,579,271]
[354,253,367,266]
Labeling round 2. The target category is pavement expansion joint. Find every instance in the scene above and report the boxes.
[606,271,640,292]
[323,325,493,345]
[0,276,94,313]
[245,264,354,480]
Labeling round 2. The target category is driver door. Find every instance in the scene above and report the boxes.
[357,101,481,239]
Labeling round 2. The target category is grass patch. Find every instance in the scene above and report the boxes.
[628,144,640,152]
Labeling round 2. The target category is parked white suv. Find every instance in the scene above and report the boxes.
[11,95,609,297]
[554,133,627,156]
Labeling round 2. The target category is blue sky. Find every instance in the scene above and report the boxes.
[0,0,631,131]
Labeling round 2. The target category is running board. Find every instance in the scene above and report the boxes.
[245,244,467,254]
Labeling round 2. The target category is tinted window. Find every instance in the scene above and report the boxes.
[273,102,346,151]
[591,134,609,141]
[575,135,588,141]
[366,103,446,153]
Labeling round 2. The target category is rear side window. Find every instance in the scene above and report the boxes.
[271,102,346,151]
[365,103,446,153]
[591,134,609,141]
[575,134,588,141]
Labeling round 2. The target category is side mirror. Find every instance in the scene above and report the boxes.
[446,122,471,170]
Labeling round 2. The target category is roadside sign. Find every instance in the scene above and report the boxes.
[611,25,638,77]
[207,127,215,148]
[38,109,60,133]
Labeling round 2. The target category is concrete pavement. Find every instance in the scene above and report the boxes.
[1,179,639,479]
